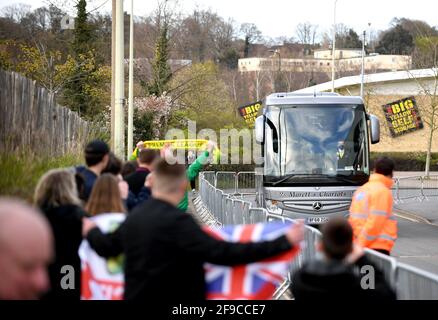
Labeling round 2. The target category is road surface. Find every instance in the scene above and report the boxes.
[392,214,438,274]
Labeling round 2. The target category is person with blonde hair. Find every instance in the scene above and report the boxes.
[34,168,86,300]
[80,174,126,300]
[85,173,126,216]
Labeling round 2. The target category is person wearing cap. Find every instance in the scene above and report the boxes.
[76,140,110,202]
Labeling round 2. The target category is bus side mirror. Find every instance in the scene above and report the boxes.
[255,116,265,144]
[369,114,380,144]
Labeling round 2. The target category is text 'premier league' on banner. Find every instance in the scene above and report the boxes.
[382,96,424,137]
[238,101,262,127]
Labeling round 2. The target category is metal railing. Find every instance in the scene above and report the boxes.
[393,175,438,203]
[265,212,322,299]
[364,249,397,288]
[195,171,438,300]
[196,172,324,299]
[208,171,438,203]
[197,172,266,226]
[395,262,438,300]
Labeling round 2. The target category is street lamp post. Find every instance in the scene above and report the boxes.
[114,0,125,158]
[331,0,338,92]
[110,0,116,151]
[127,0,134,160]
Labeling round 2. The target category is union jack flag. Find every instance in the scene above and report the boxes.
[203,222,300,300]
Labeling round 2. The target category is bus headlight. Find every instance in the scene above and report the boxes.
[265,200,282,214]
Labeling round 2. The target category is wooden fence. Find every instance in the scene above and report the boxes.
[0,70,98,156]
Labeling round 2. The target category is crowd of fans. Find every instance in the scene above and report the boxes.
[0,139,396,301]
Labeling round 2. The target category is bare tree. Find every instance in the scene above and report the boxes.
[0,3,32,22]
[174,9,237,63]
[44,0,106,16]
[320,23,349,49]
[240,23,262,42]
[240,23,263,57]
[283,69,311,92]
[408,35,438,176]
[33,7,51,31]
[254,70,269,101]
[413,35,438,68]
[295,22,318,46]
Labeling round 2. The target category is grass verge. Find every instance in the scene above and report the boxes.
[0,152,82,202]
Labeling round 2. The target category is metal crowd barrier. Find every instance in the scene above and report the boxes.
[236,171,256,194]
[263,212,322,299]
[395,263,438,300]
[203,171,216,185]
[393,175,438,203]
[215,171,236,193]
[195,171,438,300]
[197,172,266,226]
[364,249,397,287]
[422,175,438,199]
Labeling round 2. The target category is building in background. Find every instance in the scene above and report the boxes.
[238,49,412,74]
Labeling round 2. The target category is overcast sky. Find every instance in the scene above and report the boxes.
[1,0,437,39]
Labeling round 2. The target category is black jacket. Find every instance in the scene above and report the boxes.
[87,198,293,301]
[75,166,98,202]
[125,187,151,211]
[291,255,396,300]
[40,204,86,300]
[124,168,150,196]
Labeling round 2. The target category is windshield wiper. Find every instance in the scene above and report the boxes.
[332,174,357,184]
[271,174,311,186]
[271,173,358,186]
[271,174,332,186]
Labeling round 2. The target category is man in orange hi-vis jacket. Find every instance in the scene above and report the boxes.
[348,157,397,256]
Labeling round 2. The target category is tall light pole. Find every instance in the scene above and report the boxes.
[331,0,338,92]
[367,22,373,52]
[268,49,281,91]
[127,0,134,160]
[360,30,366,98]
[114,0,125,158]
[110,0,116,150]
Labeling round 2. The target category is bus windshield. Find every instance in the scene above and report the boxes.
[264,104,369,185]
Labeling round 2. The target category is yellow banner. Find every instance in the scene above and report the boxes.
[131,139,221,162]
[140,139,209,150]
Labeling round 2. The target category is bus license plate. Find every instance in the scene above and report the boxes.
[306,217,328,224]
